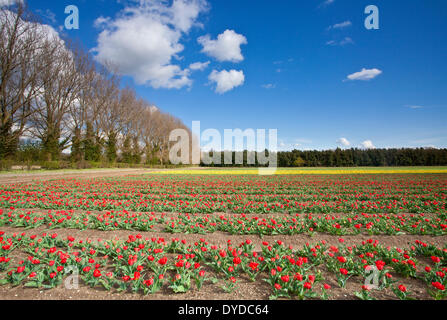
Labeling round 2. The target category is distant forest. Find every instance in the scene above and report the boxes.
[200,148,447,167]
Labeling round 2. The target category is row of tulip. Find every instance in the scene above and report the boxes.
[0,175,445,214]
[1,208,446,236]
[1,230,445,299]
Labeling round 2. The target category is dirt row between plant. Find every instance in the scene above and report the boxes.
[2,207,443,220]
[0,167,207,185]
[0,224,445,300]
[2,225,446,251]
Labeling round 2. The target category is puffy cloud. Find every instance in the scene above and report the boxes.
[347,68,382,81]
[198,29,247,62]
[360,140,376,149]
[327,21,352,30]
[189,61,210,71]
[337,138,351,147]
[208,69,245,94]
[93,16,110,28]
[170,0,208,32]
[93,0,208,89]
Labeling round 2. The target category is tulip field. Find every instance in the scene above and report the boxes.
[0,171,446,300]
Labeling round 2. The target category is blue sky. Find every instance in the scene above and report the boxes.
[26,0,447,150]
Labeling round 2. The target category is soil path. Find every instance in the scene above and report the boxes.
[0,167,203,185]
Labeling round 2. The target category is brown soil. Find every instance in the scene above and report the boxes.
[0,167,206,185]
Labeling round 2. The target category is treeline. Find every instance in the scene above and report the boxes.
[277,148,447,167]
[0,3,190,168]
[200,148,447,167]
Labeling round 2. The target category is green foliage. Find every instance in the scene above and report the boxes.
[71,127,82,163]
[16,140,43,163]
[83,122,102,162]
[106,133,117,163]
[0,159,13,171]
[132,136,142,164]
[201,148,447,167]
[0,120,19,159]
[121,135,132,164]
[293,157,306,167]
[277,148,447,167]
[41,127,63,162]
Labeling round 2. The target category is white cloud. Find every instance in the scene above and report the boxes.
[0,0,22,7]
[360,140,376,149]
[278,139,312,151]
[189,61,210,71]
[198,29,247,62]
[170,0,208,32]
[93,0,207,89]
[262,83,275,89]
[319,0,335,8]
[328,21,352,30]
[337,138,351,147]
[1,8,61,46]
[407,105,424,109]
[339,37,354,45]
[94,16,110,28]
[346,68,382,81]
[208,69,245,94]
[327,37,354,46]
[36,9,56,24]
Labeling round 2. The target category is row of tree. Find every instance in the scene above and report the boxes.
[200,148,447,167]
[0,3,190,165]
[277,148,447,167]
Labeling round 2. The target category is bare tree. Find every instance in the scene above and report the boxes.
[0,3,58,158]
[61,45,97,163]
[98,77,128,163]
[0,3,193,166]
[141,105,161,164]
[30,38,83,161]
[151,111,186,165]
